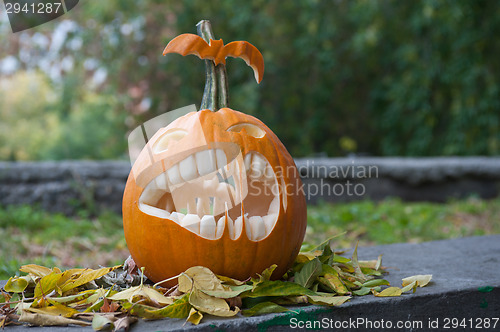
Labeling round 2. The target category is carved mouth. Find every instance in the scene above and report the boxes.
[138,146,279,241]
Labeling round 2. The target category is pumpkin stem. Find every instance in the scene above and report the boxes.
[196,20,229,111]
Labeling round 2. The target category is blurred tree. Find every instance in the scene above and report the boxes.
[0,71,59,160]
[0,0,499,159]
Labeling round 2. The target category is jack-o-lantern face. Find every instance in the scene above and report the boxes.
[123,108,307,286]
[123,21,307,286]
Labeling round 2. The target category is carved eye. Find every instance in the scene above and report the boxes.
[153,129,188,153]
[227,123,265,138]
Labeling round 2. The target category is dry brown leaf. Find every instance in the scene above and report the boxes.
[19,310,90,326]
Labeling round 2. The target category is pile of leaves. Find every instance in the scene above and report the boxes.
[0,240,432,330]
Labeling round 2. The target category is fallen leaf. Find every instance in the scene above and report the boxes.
[108,285,173,306]
[19,310,90,326]
[202,284,252,298]
[245,281,316,298]
[189,288,239,317]
[186,308,203,325]
[216,275,245,286]
[100,298,120,313]
[59,266,121,293]
[123,294,191,320]
[27,300,79,318]
[4,276,31,293]
[362,279,390,288]
[373,287,403,297]
[113,315,137,331]
[34,272,62,298]
[402,275,432,287]
[294,258,322,289]
[401,280,417,293]
[19,265,54,278]
[306,295,351,306]
[178,266,226,293]
[92,313,114,330]
[242,301,289,317]
[318,274,349,295]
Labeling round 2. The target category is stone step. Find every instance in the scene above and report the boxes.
[2,235,499,331]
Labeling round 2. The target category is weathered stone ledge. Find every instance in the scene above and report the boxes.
[0,157,499,214]
[2,235,499,331]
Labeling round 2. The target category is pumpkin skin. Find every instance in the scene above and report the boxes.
[123,108,307,286]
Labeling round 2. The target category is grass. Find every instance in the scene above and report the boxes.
[1,197,499,280]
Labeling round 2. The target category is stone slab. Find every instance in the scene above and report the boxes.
[2,235,499,331]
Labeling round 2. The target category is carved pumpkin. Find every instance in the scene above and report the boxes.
[122,21,306,286]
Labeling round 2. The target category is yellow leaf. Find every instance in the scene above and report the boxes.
[216,275,245,286]
[320,274,349,295]
[178,266,227,293]
[19,264,54,278]
[189,288,239,317]
[27,302,79,318]
[108,285,173,306]
[373,287,402,297]
[59,266,121,293]
[186,308,203,325]
[402,275,432,287]
[34,272,63,298]
[296,252,316,263]
[4,276,31,293]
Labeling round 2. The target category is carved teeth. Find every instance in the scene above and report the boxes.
[215,149,227,170]
[200,215,216,239]
[197,197,210,216]
[244,154,252,173]
[167,164,182,185]
[181,214,200,234]
[263,214,277,234]
[179,155,198,181]
[139,203,170,219]
[196,150,216,176]
[170,212,185,224]
[233,215,244,240]
[216,216,225,238]
[139,149,279,241]
[248,216,266,241]
[250,154,267,179]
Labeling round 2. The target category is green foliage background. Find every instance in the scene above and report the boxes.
[1,0,499,160]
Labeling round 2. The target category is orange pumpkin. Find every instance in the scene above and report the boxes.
[122,21,306,286]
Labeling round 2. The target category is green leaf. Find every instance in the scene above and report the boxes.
[242,302,289,317]
[362,279,390,288]
[251,264,277,290]
[331,254,351,264]
[202,284,253,298]
[351,243,369,283]
[401,280,417,293]
[294,258,322,289]
[352,287,371,296]
[307,295,351,306]
[244,281,316,298]
[126,294,191,320]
